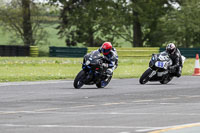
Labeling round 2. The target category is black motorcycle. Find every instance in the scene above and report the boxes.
[139,52,173,84]
[74,50,112,89]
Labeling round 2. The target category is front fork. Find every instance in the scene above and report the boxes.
[82,65,93,83]
[148,68,157,78]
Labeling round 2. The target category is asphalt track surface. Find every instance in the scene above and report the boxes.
[0,76,200,133]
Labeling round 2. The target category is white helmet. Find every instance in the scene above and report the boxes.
[166,43,176,54]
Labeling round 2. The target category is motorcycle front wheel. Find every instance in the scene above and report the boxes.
[73,70,85,89]
[96,76,112,88]
[139,68,152,84]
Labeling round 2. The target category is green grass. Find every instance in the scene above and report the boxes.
[0,57,195,82]
[0,57,81,82]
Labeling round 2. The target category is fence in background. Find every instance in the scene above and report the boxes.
[1,45,199,58]
[49,47,88,57]
[160,48,200,58]
[0,45,30,56]
[50,47,200,58]
[88,47,160,57]
[49,47,159,58]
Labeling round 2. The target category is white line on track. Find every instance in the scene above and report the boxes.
[0,80,72,87]
[158,103,176,105]
[102,102,126,105]
[161,97,180,100]
[186,95,200,98]
[34,108,61,112]
[70,105,96,108]
[132,100,155,103]
[1,111,200,116]
[0,124,160,129]
[0,108,61,115]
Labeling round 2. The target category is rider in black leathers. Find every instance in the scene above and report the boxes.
[165,43,182,77]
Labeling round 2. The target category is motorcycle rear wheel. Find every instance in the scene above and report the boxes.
[160,76,173,84]
[139,68,152,84]
[74,70,85,89]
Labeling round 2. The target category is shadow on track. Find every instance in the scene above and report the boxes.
[139,83,176,85]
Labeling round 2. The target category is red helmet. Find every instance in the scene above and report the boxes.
[101,42,112,55]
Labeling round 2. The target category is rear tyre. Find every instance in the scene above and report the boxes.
[139,68,152,84]
[74,70,85,89]
[96,76,112,88]
[160,76,173,84]
[96,82,103,88]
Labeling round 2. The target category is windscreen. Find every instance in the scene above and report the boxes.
[158,52,170,61]
[89,50,102,59]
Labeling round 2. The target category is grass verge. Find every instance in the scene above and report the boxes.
[0,57,195,82]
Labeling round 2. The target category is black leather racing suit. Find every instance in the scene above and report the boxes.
[167,48,182,77]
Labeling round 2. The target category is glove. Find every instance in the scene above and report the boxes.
[106,68,113,75]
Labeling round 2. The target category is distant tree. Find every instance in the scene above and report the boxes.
[49,0,118,47]
[111,0,177,47]
[0,0,5,6]
[49,0,190,47]
[159,0,200,48]
[22,0,34,46]
[0,0,48,46]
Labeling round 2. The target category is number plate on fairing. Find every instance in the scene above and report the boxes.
[155,61,166,68]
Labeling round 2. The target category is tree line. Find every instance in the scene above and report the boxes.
[0,0,200,48]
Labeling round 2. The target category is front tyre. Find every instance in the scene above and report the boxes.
[74,70,85,89]
[139,68,152,84]
[96,76,112,88]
